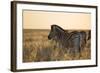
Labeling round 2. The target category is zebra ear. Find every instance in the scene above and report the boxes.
[54,25,64,32]
[51,24,65,32]
[51,24,56,30]
[51,25,53,30]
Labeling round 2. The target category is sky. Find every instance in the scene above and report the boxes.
[23,10,91,30]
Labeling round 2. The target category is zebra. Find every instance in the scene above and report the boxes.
[48,24,86,59]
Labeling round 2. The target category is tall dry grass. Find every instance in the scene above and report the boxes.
[23,29,91,62]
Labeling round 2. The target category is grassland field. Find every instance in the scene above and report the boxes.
[23,29,91,62]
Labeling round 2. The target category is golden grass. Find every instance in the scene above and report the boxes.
[23,29,91,62]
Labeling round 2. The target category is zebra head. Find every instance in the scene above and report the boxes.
[48,24,65,40]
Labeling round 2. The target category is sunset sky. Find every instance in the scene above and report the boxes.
[23,10,91,30]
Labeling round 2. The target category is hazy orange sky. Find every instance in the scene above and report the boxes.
[23,10,91,30]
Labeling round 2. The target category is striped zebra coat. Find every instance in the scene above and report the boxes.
[48,24,86,58]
